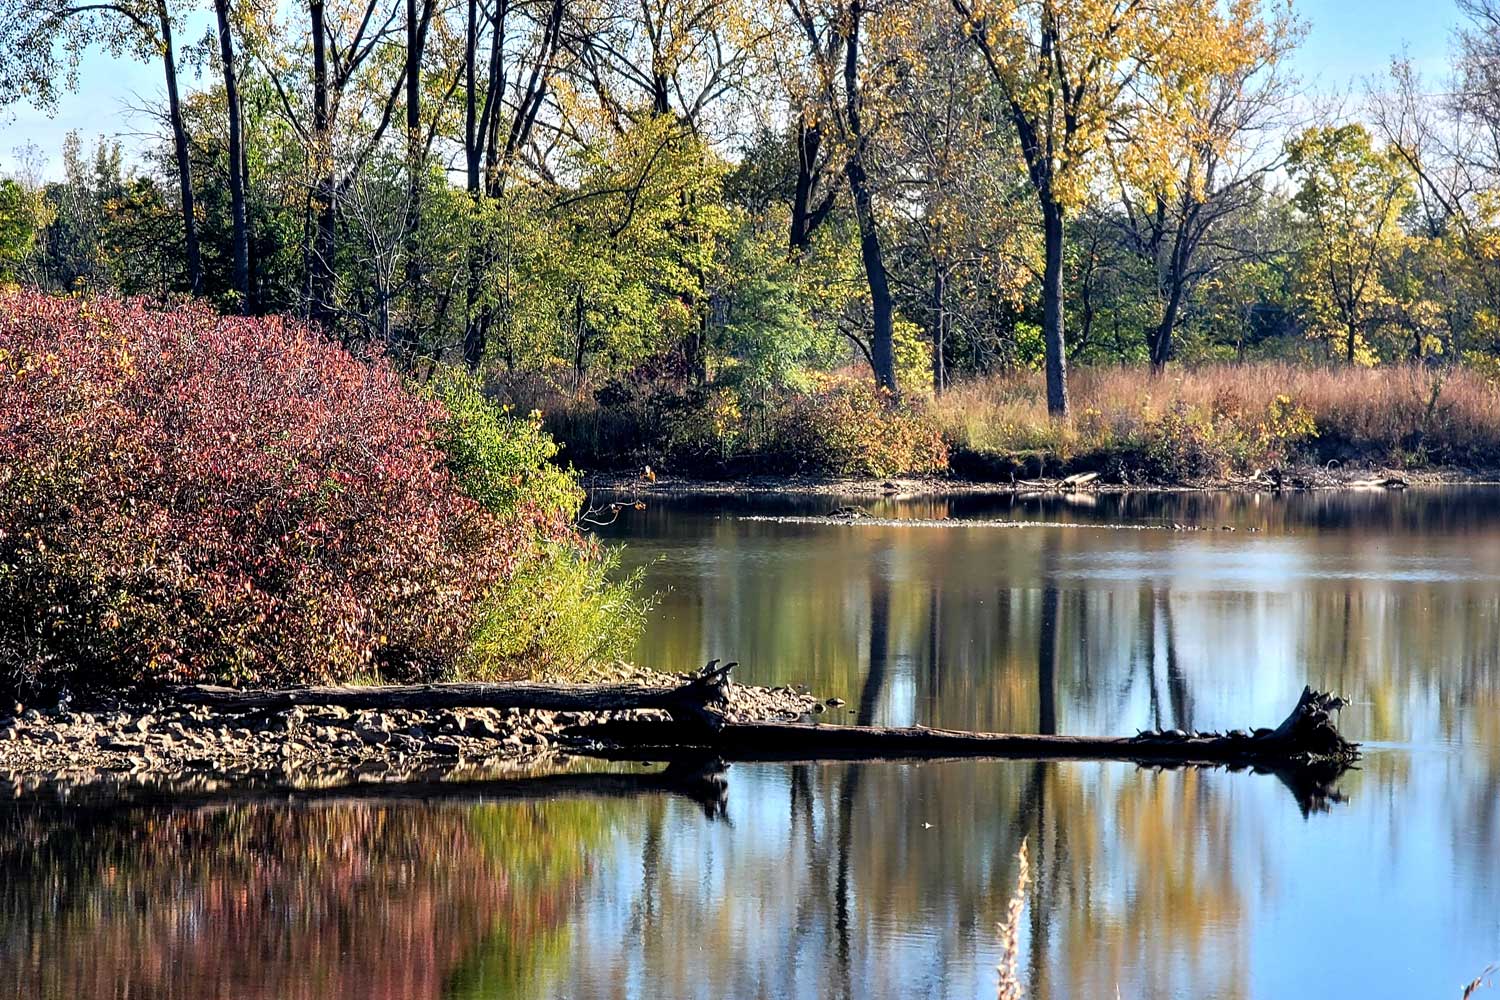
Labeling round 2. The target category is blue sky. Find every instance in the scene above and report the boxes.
[0,0,1465,179]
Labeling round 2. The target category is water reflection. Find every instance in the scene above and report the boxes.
[587,487,1500,995]
[0,796,601,998]
[2,488,1496,998]
[0,755,1354,1000]
[603,488,1500,752]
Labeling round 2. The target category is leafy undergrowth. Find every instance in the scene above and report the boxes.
[504,368,948,478]
[0,292,643,697]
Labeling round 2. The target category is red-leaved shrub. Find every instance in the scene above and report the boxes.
[0,291,554,693]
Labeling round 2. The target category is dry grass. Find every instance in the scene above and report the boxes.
[934,363,1500,479]
[996,838,1030,1000]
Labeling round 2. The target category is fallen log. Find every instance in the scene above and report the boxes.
[170,660,737,727]
[564,686,1358,766]
[173,666,1356,769]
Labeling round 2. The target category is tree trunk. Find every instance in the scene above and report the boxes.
[578,686,1358,767]
[848,164,895,392]
[241,121,255,308]
[460,0,491,369]
[931,263,946,394]
[308,0,336,330]
[1150,281,1184,373]
[1041,202,1069,415]
[156,0,200,295]
[1346,319,1358,364]
[172,667,1357,768]
[790,117,832,252]
[401,0,430,357]
[463,0,480,195]
[213,0,249,311]
[841,7,895,393]
[463,310,489,370]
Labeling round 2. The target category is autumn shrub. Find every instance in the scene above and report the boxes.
[501,368,951,477]
[0,291,558,695]
[765,374,949,477]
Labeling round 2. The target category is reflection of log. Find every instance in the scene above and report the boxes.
[171,660,737,726]
[6,759,733,821]
[567,687,1359,767]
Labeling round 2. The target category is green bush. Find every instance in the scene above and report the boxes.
[429,367,583,520]
[462,541,649,682]
[429,365,649,681]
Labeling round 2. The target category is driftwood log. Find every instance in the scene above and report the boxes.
[569,687,1356,765]
[172,666,1357,768]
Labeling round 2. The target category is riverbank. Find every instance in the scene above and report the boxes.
[582,464,1500,500]
[0,666,822,789]
[536,363,1500,486]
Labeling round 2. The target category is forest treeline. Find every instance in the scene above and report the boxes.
[5,0,1500,475]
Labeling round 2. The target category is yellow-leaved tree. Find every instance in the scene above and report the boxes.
[1286,123,1414,364]
[948,0,1289,414]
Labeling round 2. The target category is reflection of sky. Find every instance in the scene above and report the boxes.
[586,488,1500,998]
[536,752,1498,998]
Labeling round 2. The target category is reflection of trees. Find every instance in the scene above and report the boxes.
[0,796,615,999]
[859,550,893,727]
[604,493,1500,994]
[1039,530,1061,736]
[626,496,1500,771]
[1127,586,1194,733]
[1048,767,1249,1000]
[503,755,1317,999]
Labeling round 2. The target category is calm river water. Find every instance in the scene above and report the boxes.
[4,488,1499,998]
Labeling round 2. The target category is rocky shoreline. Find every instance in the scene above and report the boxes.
[0,666,823,796]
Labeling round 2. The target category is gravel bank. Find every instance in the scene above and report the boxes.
[0,667,824,792]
